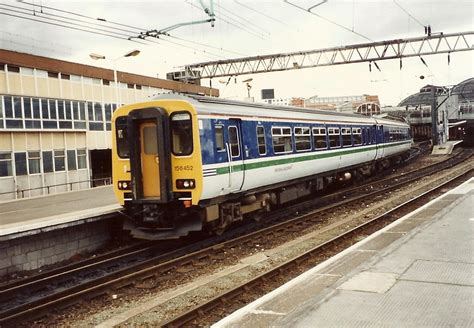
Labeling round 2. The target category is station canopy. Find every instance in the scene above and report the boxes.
[398,84,446,107]
[451,77,474,101]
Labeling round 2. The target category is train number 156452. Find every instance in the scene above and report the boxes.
[174,165,193,171]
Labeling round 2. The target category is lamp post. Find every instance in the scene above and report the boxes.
[89,50,140,104]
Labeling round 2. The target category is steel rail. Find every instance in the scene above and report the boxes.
[160,168,473,327]
[0,149,470,325]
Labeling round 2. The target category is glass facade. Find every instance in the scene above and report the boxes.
[0,95,117,131]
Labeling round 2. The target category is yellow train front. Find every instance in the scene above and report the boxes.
[112,97,204,240]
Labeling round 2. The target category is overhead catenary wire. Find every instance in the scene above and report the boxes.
[0,10,143,43]
[185,0,268,41]
[233,0,291,27]
[19,0,146,32]
[214,2,270,36]
[2,2,235,61]
[0,4,137,37]
[284,0,372,41]
[393,0,425,28]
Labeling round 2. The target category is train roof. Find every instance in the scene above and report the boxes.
[153,93,408,127]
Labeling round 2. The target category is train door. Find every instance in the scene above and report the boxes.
[226,119,245,192]
[376,124,384,159]
[140,122,161,198]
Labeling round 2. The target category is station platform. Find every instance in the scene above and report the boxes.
[431,139,463,155]
[214,178,474,327]
[0,186,119,240]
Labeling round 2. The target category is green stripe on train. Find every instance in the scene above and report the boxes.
[214,141,411,175]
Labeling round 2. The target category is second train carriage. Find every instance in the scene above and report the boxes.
[112,94,412,240]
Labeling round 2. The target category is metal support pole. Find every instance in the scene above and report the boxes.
[431,86,439,145]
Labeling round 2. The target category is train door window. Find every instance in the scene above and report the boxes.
[115,116,129,158]
[294,127,311,152]
[328,128,341,148]
[272,127,292,154]
[215,124,225,151]
[257,126,266,155]
[228,126,240,157]
[143,126,158,154]
[352,128,362,145]
[342,128,352,147]
[171,112,193,156]
[312,127,327,150]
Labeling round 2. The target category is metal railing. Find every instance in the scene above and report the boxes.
[0,177,112,199]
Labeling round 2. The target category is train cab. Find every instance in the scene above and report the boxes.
[112,100,204,239]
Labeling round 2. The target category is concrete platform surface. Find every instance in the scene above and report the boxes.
[431,140,463,155]
[0,186,119,239]
[214,178,474,327]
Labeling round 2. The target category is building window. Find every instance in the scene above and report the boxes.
[77,149,87,169]
[67,150,77,170]
[0,152,12,177]
[7,65,20,73]
[0,96,3,129]
[42,151,53,173]
[257,126,266,155]
[73,101,87,129]
[58,100,73,129]
[28,151,41,174]
[54,150,65,171]
[294,127,311,151]
[215,125,225,151]
[4,96,12,118]
[3,96,23,128]
[104,104,112,131]
[272,127,292,154]
[15,152,27,176]
[25,98,42,129]
[88,102,104,131]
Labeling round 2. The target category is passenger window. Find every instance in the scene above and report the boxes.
[352,128,362,145]
[313,128,327,149]
[215,125,225,151]
[342,128,352,146]
[272,127,292,153]
[171,112,193,156]
[257,126,266,155]
[328,128,341,148]
[294,127,311,151]
[228,126,240,157]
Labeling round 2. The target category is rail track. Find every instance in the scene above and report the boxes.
[0,148,471,326]
[160,168,473,327]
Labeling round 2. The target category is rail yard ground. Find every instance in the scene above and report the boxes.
[10,147,470,327]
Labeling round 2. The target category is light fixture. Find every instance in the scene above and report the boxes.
[89,53,106,60]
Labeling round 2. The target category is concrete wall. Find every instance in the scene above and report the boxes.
[0,219,115,277]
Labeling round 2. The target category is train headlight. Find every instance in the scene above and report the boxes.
[118,180,131,190]
[176,179,196,189]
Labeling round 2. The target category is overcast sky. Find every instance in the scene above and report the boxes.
[1,0,473,105]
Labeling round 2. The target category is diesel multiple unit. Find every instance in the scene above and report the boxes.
[112,94,412,240]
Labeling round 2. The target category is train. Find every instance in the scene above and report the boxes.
[112,94,412,240]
